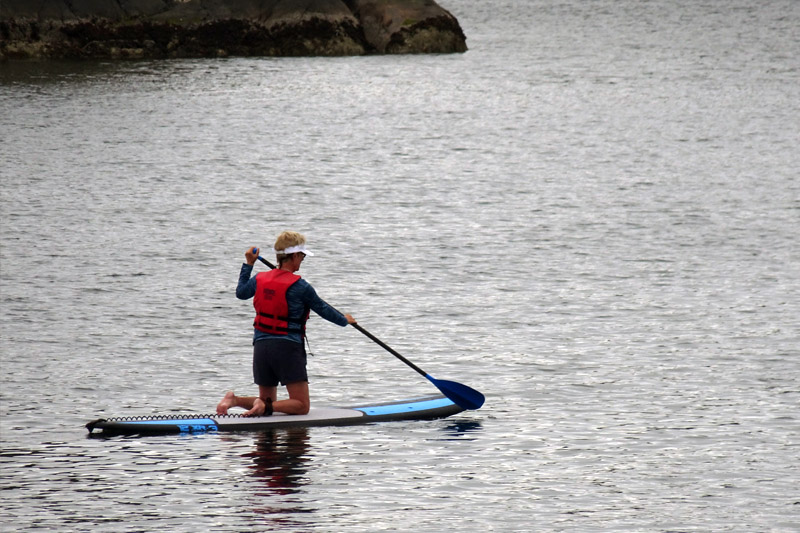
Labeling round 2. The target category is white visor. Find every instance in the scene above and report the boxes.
[273,244,314,256]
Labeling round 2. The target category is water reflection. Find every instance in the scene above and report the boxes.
[244,428,312,497]
[230,427,318,528]
[438,419,484,441]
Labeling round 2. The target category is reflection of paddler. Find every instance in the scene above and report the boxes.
[245,428,312,496]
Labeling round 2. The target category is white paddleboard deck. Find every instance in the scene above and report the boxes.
[86,395,464,436]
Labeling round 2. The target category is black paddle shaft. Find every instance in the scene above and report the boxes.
[350,323,427,378]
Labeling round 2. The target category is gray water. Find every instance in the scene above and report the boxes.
[1,0,799,531]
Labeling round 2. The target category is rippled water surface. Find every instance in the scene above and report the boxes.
[2,1,799,531]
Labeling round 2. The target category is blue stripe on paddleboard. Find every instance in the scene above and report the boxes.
[124,418,219,432]
[353,397,454,416]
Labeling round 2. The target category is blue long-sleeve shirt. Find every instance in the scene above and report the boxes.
[237,263,348,344]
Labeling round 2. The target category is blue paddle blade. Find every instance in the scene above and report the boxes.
[426,375,485,410]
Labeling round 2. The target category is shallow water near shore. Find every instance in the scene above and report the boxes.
[1,0,799,531]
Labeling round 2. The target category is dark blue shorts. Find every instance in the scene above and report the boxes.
[252,338,308,387]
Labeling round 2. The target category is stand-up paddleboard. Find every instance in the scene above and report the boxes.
[86,394,465,436]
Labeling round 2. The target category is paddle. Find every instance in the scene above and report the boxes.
[348,322,485,410]
[254,251,485,410]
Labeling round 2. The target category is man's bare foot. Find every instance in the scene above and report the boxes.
[243,397,266,417]
[216,391,237,415]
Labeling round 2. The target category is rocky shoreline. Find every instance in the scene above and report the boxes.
[0,0,467,60]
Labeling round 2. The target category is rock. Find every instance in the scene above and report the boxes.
[345,0,466,54]
[0,0,467,60]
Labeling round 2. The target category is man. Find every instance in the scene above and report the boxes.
[217,231,356,416]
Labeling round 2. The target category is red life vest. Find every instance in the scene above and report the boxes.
[252,270,308,336]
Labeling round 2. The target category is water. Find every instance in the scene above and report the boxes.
[2,0,799,530]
